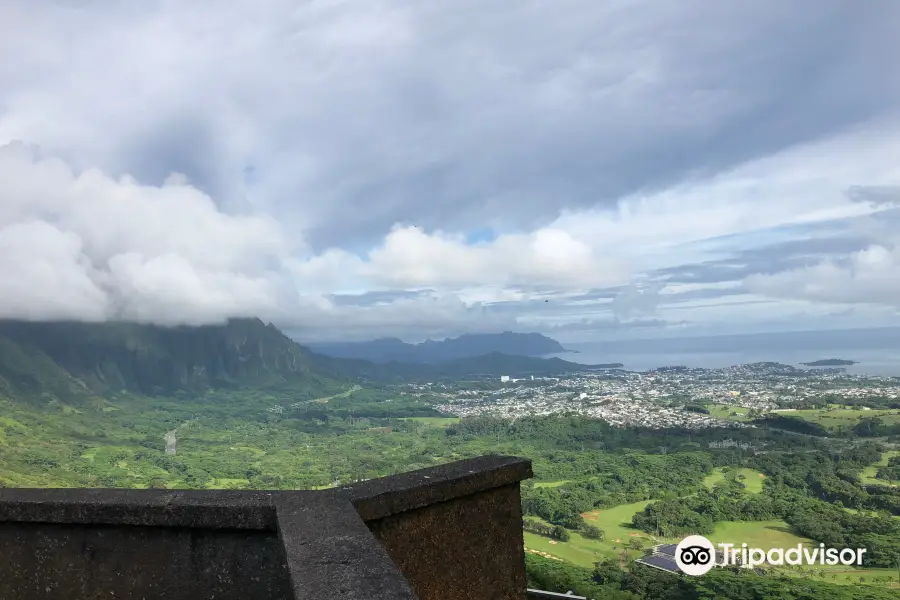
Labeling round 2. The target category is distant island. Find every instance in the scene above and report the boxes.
[800,359,857,367]
[306,331,570,364]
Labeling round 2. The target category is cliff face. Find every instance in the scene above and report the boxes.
[0,318,333,403]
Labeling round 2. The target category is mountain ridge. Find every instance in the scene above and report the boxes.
[306,331,569,364]
[0,320,602,407]
[0,318,340,405]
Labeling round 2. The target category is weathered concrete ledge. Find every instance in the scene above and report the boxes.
[347,454,532,520]
[0,454,532,600]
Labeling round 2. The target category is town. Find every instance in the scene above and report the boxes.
[400,363,900,430]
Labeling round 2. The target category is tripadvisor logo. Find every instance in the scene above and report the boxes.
[674,535,867,576]
[675,535,717,576]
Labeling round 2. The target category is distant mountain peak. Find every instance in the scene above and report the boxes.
[306,331,567,364]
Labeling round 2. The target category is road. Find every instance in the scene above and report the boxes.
[164,419,193,454]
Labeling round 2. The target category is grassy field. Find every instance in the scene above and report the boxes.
[708,519,809,549]
[533,480,573,488]
[527,494,898,586]
[706,404,753,422]
[860,450,900,486]
[523,531,616,568]
[524,500,657,568]
[788,408,900,431]
[702,520,895,586]
[703,467,767,493]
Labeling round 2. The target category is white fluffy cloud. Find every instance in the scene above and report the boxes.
[290,226,628,292]
[0,143,289,325]
[2,1,900,340]
[0,143,626,328]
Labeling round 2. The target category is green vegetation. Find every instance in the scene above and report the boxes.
[703,467,766,493]
[705,404,753,422]
[0,319,345,404]
[309,384,362,403]
[703,467,766,494]
[3,319,900,598]
[523,499,655,569]
[756,396,900,438]
[527,553,900,600]
[861,450,900,486]
[789,408,900,432]
[801,359,857,367]
[400,416,460,427]
[525,531,620,569]
[308,331,567,363]
[593,558,900,599]
[707,519,808,550]
[533,480,573,488]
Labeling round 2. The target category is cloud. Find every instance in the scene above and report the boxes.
[746,245,900,308]
[745,205,900,309]
[0,143,289,325]
[610,282,664,319]
[2,0,898,250]
[542,318,679,334]
[653,235,873,285]
[2,1,900,340]
[290,226,629,292]
[847,185,900,207]
[285,292,519,342]
[0,143,624,329]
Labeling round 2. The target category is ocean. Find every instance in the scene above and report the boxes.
[545,328,900,376]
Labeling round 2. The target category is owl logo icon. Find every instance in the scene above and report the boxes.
[675,535,716,576]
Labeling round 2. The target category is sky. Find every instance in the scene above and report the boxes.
[1,1,899,343]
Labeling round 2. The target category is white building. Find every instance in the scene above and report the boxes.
[500,375,510,383]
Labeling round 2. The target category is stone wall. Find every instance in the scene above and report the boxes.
[0,522,293,600]
[365,484,526,600]
[0,455,532,600]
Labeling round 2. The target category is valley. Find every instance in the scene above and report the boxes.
[1,319,900,599]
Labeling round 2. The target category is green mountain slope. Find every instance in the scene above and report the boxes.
[0,318,341,405]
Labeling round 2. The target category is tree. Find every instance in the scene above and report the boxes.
[581,524,604,540]
[551,525,571,542]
